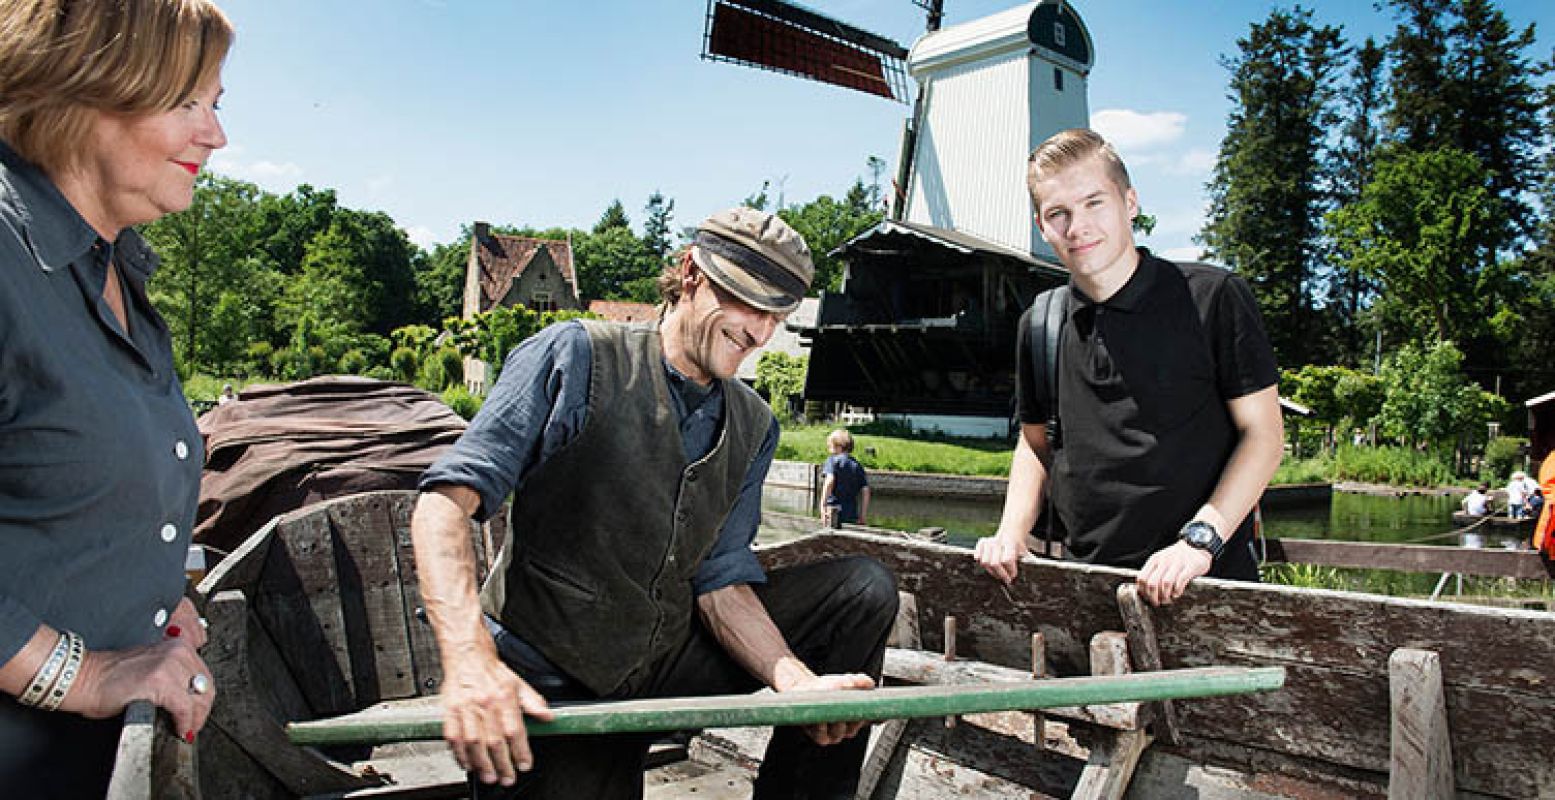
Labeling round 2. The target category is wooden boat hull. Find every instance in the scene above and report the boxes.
[757,530,1555,799]
[189,491,1555,799]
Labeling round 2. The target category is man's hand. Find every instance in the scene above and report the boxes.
[1136,541,1213,605]
[439,647,553,787]
[779,672,875,745]
[974,531,1027,585]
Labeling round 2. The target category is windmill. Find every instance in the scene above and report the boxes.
[699,0,947,105]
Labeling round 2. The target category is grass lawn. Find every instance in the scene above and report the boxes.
[777,423,1013,477]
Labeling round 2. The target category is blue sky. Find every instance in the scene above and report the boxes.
[211,0,1553,262]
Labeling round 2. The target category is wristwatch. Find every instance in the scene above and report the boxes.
[1179,521,1224,561]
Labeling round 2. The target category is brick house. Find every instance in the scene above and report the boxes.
[462,222,581,391]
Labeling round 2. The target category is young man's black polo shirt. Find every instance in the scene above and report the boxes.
[1015,248,1278,575]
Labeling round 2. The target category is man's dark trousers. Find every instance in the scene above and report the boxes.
[471,555,898,800]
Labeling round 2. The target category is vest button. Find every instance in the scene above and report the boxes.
[686,470,698,482]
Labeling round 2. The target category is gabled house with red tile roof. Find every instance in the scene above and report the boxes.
[462,222,582,391]
[586,300,658,324]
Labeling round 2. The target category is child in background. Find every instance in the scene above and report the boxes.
[822,429,870,526]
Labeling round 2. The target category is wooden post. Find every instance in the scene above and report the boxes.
[1116,584,1181,746]
[856,592,921,800]
[943,615,958,727]
[1072,631,1152,800]
[1031,632,1047,752]
[1388,648,1454,800]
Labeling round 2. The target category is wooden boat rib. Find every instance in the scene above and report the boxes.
[175,491,1555,799]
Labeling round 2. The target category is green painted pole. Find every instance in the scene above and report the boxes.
[288,666,1283,747]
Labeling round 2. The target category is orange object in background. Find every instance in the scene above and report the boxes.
[1535,452,1555,558]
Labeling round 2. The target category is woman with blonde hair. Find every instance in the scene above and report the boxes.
[0,0,233,793]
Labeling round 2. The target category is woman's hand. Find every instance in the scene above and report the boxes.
[166,597,207,649]
[65,638,215,742]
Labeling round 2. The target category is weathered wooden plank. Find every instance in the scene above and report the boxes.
[203,590,369,796]
[328,493,417,703]
[289,667,1284,747]
[1073,632,1151,800]
[106,701,157,800]
[1265,537,1553,580]
[883,648,1143,730]
[196,722,292,800]
[253,509,356,715]
[1117,584,1181,746]
[858,592,921,800]
[1387,649,1454,800]
[756,531,1555,800]
[387,492,447,696]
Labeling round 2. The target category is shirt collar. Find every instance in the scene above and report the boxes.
[1068,246,1158,314]
[0,139,159,279]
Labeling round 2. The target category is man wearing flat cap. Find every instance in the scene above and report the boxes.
[412,207,898,799]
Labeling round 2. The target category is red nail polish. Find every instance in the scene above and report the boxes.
[184,730,195,744]
[166,625,181,638]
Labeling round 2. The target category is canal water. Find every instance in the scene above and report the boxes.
[765,486,1522,550]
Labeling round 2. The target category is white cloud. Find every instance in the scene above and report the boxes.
[1159,245,1207,263]
[1090,109,1187,151]
[404,225,439,249]
[1165,148,1217,176]
[208,147,305,189]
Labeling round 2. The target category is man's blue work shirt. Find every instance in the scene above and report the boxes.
[419,320,778,597]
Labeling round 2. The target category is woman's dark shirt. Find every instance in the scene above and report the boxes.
[0,140,202,673]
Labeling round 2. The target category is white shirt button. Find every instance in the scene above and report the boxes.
[153,608,168,627]
[174,440,190,460]
[160,524,178,543]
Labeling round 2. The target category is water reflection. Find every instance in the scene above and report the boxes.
[764,486,1525,550]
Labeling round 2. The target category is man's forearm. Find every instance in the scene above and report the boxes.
[696,584,813,691]
[995,423,1051,540]
[410,487,493,659]
[1197,387,1285,537]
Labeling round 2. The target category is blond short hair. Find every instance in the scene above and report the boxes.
[0,0,234,175]
[827,429,854,454]
[1026,128,1132,208]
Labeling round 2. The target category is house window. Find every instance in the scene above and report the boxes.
[1053,67,1064,91]
[1053,22,1066,47]
[531,291,556,312]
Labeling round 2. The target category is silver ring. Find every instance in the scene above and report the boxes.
[188,673,209,695]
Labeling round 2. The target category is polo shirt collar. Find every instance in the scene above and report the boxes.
[1068,247,1158,314]
[0,139,159,280]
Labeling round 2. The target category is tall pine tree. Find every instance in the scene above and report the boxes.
[1199,7,1345,368]
[1324,37,1386,367]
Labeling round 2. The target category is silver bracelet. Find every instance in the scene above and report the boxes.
[37,632,84,712]
[17,632,69,708]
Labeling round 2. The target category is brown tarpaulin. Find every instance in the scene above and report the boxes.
[194,376,467,557]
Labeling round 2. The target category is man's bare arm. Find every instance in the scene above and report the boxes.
[696,585,872,745]
[975,422,1051,584]
[410,487,551,786]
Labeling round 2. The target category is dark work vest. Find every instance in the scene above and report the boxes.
[480,320,769,696]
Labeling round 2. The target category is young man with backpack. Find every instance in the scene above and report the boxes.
[974,129,1284,605]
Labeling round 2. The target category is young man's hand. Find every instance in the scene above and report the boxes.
[1136,541,1212,605]
[974,530,1027,585]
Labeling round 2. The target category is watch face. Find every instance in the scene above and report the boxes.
[1186,525,1215,547]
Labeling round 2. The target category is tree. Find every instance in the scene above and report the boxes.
[573,226,656,302]
[143,174,271,374]
[1198,7,1345,368]
[593,199,631,234]
[1327,146,1502,348]
[1377,340,1505,461]
[642,191,676,261]
[754,351,807,422]
[1382,0,1545,244]
[419,236,470,325]
[1324,37,1386,367]
[778,180,883,294]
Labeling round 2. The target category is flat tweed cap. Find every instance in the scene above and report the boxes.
[692,207,814,313]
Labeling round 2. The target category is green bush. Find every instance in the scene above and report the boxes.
[420,347,464,391]
[440,386,483,420]
[337,348,369,375]
[1272,455,1329,485]
[390,346,419,384]
[1331,444,1453,486]
[1483,436,1527,482]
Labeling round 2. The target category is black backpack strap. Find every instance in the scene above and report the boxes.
[1027,286,1068,448]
